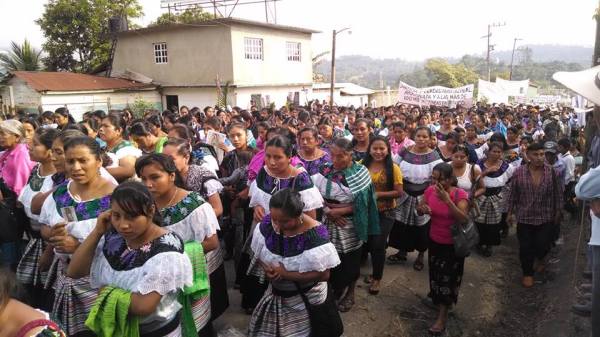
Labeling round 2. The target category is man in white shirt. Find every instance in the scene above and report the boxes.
[573,165,600,335]
[553,65,600,335]
[558,138,577,215]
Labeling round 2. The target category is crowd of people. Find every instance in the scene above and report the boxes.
[0,96,591,337]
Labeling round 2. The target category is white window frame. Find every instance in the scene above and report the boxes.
[153,42,168,64]
[286,41,301,62]
[244,37,264,60]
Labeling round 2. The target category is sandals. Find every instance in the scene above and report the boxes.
[368,279,381,295]
[428,326,446,336]
[413,259,424,271]
[337,296,355,312]
[387,253,407,264]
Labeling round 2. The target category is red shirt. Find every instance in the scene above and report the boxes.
[425,185,468,245]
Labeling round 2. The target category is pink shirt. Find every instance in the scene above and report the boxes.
[247,149,304,182]
[390,136,415,155]
[424,185,468,245]
[0,143,36,196]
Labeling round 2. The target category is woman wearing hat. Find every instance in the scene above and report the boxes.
[0,120,36,269]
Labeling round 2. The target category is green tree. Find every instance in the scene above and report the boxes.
[152,6,215,25]
[129,97,155,119]
[0,39,43,71]
[36,0,142,73]
[424,58,478,87]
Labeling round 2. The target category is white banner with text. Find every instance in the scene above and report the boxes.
[397,81,474,107]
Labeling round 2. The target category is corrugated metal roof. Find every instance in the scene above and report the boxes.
[340,83,375,96]
[312,82,374,95]
[10,71,153,92]
[119,17,320,36]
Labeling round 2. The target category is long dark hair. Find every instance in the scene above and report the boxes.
[63,136,102,161]
[350,118,373,147]
[433,162,457,187]
[362,135,395,190]
[103,111,127,131]
[55,107,76,125]
[111,181,162,225]
[164,137,192,164]
[135,153,184,188]
[128,120,153,137]
[35,127,60,150]
[269,188,304,217]
[147,114,164,131]
[265,135,293,157]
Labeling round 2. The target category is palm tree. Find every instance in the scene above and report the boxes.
[0,39,42,71]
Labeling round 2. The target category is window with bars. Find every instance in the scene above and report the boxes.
[286,42,301,62]
[244,37,263,60]
[153,42,168,64]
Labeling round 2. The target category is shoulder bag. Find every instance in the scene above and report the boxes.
[294,282,344,337]
[451,189,480,257]
[0,178,27,243]
[468,164,481,219]
[278,230,343,337]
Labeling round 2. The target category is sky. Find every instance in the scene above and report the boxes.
[0,0,597,61]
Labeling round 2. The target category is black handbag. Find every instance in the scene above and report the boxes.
[282,230,343,337]
[294,282,344,337]
[0,178,27,243]
[451,189,479,257]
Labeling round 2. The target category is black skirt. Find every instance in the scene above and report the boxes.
[388,221,430,253]
[476,222,501,246]
[330,247,362,294]
[428,240,465,306]
[239,252,268,310]
[210,263,229,320]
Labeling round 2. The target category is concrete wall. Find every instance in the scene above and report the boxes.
[233,85,310,108]
[40,90,162,121]
[0,78,42,113]
[112,26,234,87]
[230,25,313,87]
[369,89,398,107]
[161,87,217,110]
[309,88,340,106]
[308,89,368,107]
[112,24,313,88]
[161,85,311,110]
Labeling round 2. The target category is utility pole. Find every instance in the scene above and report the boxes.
[264,0,269,23]
[482,22,506,81]
[486,24,491,81]
[509,38,522,80]
[329,29,336,109]
[329,27,351,109]
[594,2,600,66]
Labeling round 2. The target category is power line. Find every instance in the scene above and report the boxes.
[160,0,281,21]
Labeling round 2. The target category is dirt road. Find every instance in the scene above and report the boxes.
[214,213,592,337]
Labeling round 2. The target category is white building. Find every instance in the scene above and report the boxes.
[110,17,318,110]
[311,82,375,107]
[0,71,160,120]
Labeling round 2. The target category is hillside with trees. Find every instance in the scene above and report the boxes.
[315,45,591,89]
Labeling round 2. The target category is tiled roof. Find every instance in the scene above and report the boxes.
[10,71,152,92]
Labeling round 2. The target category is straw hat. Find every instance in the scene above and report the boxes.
[553,65,600,105]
